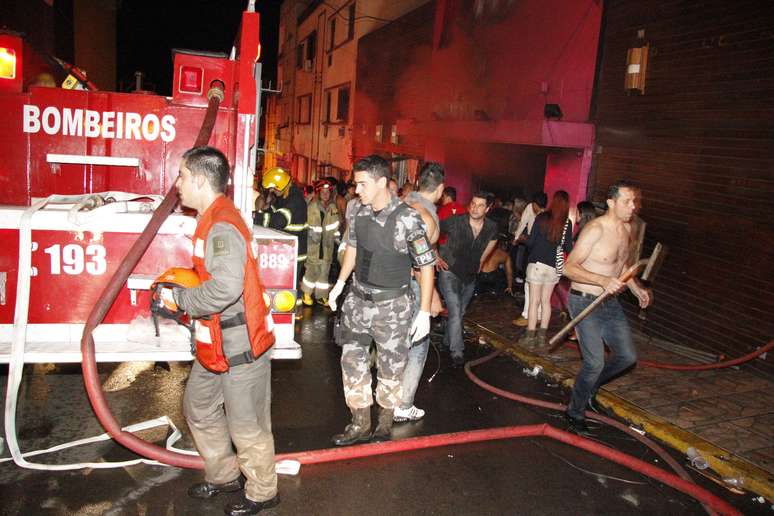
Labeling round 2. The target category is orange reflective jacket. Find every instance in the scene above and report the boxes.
[191,196,274,372]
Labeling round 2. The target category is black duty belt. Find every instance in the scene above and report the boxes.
[228,350,256,367]
[569,289,600,300]
[351,284,408,302]
[220,312,257,367]
[221,312,246,329]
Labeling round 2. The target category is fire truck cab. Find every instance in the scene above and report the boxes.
[0,11,301,365]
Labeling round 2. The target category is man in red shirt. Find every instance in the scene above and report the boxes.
[437,186,466,245]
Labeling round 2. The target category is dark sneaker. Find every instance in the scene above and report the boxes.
[586,396,612,417]
[564,413,593,437]
[451,355,465,368]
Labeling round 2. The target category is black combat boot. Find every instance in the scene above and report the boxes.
[370,407,394,443]
[332,407,371,446]
[187,476,244,499]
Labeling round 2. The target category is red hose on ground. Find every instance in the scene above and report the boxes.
[558,338,774,371]
[275,424,738,515]
[464,350,720,515]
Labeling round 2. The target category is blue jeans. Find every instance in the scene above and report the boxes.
[566,293,637,420]
[438,270,476,358]
[399,280,429,409]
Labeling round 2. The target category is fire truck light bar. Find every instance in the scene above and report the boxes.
[47,154,140,167]
[0,47,16,79]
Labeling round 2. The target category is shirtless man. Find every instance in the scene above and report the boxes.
[563,180,652,435]
[395,163,444,422]
[477,238,513,296]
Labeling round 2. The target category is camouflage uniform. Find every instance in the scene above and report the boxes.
[339,196,435,409]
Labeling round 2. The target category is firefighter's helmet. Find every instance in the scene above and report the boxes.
[262,167,291,195]
[150,267,200,321]
[313,179,332,192]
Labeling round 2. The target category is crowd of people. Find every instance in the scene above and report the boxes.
[169,147,651,514]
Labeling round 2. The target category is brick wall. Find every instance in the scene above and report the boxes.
[591,0,774,375]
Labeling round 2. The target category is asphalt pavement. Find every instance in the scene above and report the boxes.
[0,303,765,515]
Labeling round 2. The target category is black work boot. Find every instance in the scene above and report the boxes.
[370,407,395,443]
[188,476,244,499]
[332,407,371,446]
[224,493,280,516]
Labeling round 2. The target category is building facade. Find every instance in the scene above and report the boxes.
[352,0,602,203]
[591,0,774,374]
[264,0,431,184]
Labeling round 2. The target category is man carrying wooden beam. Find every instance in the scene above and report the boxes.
[563,180,653,436]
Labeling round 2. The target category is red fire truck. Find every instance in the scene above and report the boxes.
[0,6,300,452]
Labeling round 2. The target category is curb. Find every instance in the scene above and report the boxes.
[468,321,774,502]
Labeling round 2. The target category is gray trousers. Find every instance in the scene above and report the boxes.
[183,330,277,502]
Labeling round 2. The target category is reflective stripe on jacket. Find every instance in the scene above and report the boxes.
[192,196,275,372]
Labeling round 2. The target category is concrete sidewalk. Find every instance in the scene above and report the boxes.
[464,293,774,502]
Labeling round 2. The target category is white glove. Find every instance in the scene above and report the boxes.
[410,310,431,342]
[159,287,178,311]
[328,280,345,311]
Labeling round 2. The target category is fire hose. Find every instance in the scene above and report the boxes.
[275,422,737,516]
[77,82,225,470]
[556,339,774,371]
[460,350,735,515]
[63,85,738,513]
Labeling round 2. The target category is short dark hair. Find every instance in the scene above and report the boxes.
[471,190,493,206]
[417,162,445,192]
[532,192,548,208]
[443,186,457,201]
[352,155,391,181]
[182,146,230,193]
[607,179,637,200]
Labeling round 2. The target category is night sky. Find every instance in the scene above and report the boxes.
[116,0,279,95]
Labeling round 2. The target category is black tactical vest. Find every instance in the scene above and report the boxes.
[354,203,411,289]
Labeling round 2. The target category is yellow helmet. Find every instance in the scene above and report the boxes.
[262,167,291,194]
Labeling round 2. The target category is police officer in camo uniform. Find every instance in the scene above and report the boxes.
[328,155,435,445]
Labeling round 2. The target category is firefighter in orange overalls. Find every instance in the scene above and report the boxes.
[161,146,279,516]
